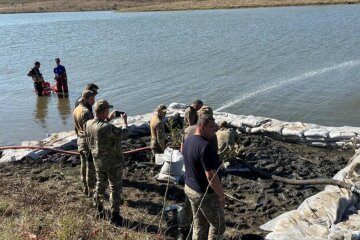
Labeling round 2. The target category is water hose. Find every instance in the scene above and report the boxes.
[0,146,150,156]
[236,157,360,195]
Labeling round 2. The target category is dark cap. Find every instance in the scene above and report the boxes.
[55,58,60,62]
[34,61,40,66]
[155,104,167,113]
[94,99,113,113]
[192,99,203,106]
[85,83,99,91]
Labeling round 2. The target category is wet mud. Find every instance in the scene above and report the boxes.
[1,133,353,239]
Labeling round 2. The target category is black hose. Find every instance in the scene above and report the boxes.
[236,157,360,195]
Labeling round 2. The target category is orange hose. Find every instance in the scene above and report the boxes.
[0,146,151,156]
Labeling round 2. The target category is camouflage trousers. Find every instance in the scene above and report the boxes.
[93,158,123,214]
[150,139,164,162]
[185,186,225,240]
[77,137,96,194]
[178,195,193,231]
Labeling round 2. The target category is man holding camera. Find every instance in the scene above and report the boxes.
[86,100,128,225]
[73,90,96,197]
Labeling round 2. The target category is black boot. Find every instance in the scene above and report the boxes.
[110,212,123,226]
[177,228,191,240]
[96,205,105,219]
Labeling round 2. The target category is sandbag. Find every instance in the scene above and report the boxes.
[329,127,356,141]
[168,102,186,109]
[303,128,329,139]
[155,148,184,184]
[242,115,271,128]
[261,121,285,136]
[127,121,150,137]
[230,116,248,128]
[306,142,327,148]
[281,122,308,139]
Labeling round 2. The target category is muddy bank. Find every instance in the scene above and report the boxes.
[0,132,353,239]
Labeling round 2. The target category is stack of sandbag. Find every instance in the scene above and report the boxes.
[261,151,360,240]
[155,147,184,184]
[0,131,77,163]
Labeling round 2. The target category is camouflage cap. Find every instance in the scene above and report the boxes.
[197,105,213,117]
[78,90,95,102]
[155,104,167,113]
[94,99,113,113]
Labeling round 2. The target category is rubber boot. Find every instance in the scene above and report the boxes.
[110,212,123,226]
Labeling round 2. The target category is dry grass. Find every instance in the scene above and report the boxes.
[0,0,359,13]
[0,160,172,240]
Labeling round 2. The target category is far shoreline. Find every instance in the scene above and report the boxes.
[0,0,359,14]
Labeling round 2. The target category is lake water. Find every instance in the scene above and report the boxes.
[1,5,360,145]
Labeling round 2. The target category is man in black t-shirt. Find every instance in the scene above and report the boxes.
[27,61,44,96]
[182,115,225,240]
[74,83,99,111]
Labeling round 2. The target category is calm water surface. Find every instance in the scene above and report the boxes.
[1,5,360,145]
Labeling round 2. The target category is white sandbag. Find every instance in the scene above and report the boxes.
[0,131,77,162]
[0,149,34,163]
[281,122,308,139]
[158,148,184,177]
[250,126,263,134]
[168,102,187,109]
[261,121,285,136]
[213,112,238,125]
[155,172,181,184]
[242,115,271,128]
[127,121,150,137]
[306,142,327,148]
[304,137,326,142]
[303,128,329,139]
[263,148,360,240]
[328,129,356,141]
[230,116,248,128]
[134,113,153,122]
[328,210,360,240]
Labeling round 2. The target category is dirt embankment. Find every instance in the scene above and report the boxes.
[0,133,353,239]
[0,0,360,13]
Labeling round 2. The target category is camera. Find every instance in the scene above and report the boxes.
[114,111,125,117]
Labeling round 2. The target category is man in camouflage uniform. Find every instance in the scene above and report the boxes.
[184,100,203,127]
[86,100,128,225]
[149,104,167,162]
[182,115,225,240]
[178,106,218,240]
[216,121,242,163]
[73,90,96,196]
